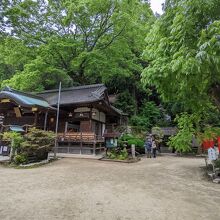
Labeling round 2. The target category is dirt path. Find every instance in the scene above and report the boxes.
[0,156,219,220]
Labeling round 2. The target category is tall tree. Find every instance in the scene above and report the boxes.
[142,0,220,112]
[142,0,220,152]
[1,0,154,96]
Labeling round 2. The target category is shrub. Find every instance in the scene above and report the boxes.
[168,113,195,153]
[214,159,220,168]
[2,132,24,160]
[2,132,24,150]
[2,129,55,164]
[20,128,55,162]
[107,148,128,160]
[199,127,220,141]
[107,149,117,159]
[119,133,144,154]
[14,154,27,165]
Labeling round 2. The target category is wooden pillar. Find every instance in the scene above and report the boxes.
[34,112,38,127]
[99,142,102,153]
[119,115,122,125]
[89,107,92,132]
[68,141,70,154]
[80,132,82,154]
[64,122,68,134]
[44,111,48,131]
[93,142,96,155]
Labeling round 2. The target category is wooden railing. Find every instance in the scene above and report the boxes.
[58,132,104,143]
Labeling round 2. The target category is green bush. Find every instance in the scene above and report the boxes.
[107,149,117,159]
[20,128,55,162]
[168,113,195,153]
[2,132,24,160]
[214,159,220,168]
[119,134,144,154]
[2,132,24,150]
[107,148,128,160]
[14,154,27,165]
[127,139,144,148]
[199,127,220,141]
[120,147,128,159]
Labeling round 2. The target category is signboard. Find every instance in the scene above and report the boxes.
[0,141,10,156]
[208,147,217,161]
[0,115,4,125]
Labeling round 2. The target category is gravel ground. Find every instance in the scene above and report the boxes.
[0,156,219,220]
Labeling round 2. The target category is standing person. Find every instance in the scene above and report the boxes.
[156,137,161,153]
[144,136,152,158]
[214,145,219,159]
[152,136,157,158]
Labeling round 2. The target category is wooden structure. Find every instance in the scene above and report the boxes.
[0,84,127,155]
[0,86,55,131]
[152,127,178,136]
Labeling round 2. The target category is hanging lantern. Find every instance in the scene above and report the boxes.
[32,107,38,112]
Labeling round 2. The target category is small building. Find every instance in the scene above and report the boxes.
[152,127,178,136]
[0,84,127,155]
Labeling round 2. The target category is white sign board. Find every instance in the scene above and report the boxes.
[208,148,217,161]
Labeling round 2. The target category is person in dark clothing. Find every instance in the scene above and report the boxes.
[157,141,161,153]
[152,137,157,158]
[144,136,152,158]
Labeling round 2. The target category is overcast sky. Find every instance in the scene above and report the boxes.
[150,0,165,14]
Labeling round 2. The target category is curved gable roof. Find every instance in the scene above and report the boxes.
[0,87,52,109]
[38,84,107,106]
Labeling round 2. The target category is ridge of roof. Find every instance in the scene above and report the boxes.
[37,84,106,94]
[110,105,128,116]
[1,86,47,102]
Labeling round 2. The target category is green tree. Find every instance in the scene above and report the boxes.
[142,0,220,112]
[0,36,35,82]
[130,101,162,131]
[168,113,197,153]
[142,0,220,151]
[1,0,154,97]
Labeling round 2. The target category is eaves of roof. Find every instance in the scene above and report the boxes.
[0,89,54,110]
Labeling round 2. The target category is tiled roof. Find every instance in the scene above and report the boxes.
[0,87,52,109]
[0,85,126,116]
[38,84,107,106]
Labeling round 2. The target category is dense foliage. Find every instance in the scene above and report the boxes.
[119,133,144,153]
[20,128,55,163]
[2,129,55,164]
[168,113,196,153]
[2,132,24,159]
[106,148,128,160]
[130,101,163,130]
[143,0,220,112]
[0,0,157,118]
[142,0,220,152]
